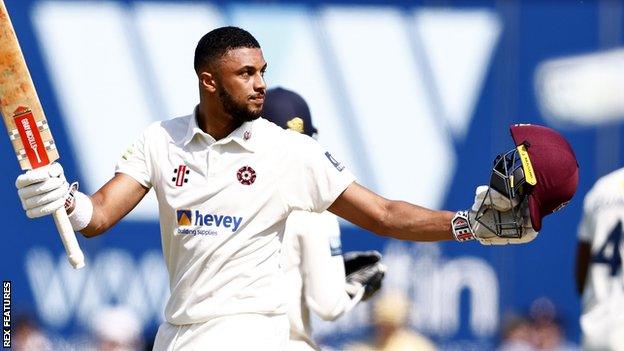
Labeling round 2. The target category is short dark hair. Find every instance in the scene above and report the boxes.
[194,26,260,73]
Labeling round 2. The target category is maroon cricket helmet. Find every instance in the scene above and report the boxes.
[509,124,579,231]
[476,124,579,238]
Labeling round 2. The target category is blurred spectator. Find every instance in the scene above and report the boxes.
[345,291,437,351]
[90,306,143,351]
[529,298,578,351]
[497,315,535,351]
[498,298,579,351]
[12,314,53,351]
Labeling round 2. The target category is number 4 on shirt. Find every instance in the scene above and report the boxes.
[592,221,623,276]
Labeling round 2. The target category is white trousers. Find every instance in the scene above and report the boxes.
[153,314,289,351]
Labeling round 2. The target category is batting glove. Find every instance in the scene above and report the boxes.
[452,185,538,245]
[473,185,519,212]
[16,162,70,218]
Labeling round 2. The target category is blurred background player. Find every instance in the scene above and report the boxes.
[576,168,624,351]
[497,298,577,351]
[497,315,535,351]
[344,290,437,351]
[263,87,386,351]
[12,314,53,351]
[89,306,144,351]
[527,297,577,351]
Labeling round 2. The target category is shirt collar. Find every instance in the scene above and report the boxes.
[182,106,210,146]
[220,120,256,152]
[182,106,256,152]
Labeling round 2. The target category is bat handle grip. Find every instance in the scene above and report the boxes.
[52,207,85,269]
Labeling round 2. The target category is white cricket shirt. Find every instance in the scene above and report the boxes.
[578,168,624,344]
[282,211,356,351]
[115,110,355,325]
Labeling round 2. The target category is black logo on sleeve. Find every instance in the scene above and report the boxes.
[325,152,344,172]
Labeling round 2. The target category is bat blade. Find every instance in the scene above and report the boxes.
[0,1,58,170]
[0,0,84,269]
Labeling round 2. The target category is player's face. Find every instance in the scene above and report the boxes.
[216,48,267,122]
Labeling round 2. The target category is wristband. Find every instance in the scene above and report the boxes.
[451,210,475,242]
[68,190,93,231]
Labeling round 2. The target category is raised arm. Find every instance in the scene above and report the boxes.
[16,164,149,239]
[328,182,454,242]
[76,173,149,237]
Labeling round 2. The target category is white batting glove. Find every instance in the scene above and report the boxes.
[452,208,538,245]
[471,206,538,245]
[15,162,69,218]
[472,185,519,212]
[453,186,538,245]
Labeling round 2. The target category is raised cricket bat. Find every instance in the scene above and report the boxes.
[0,1,85,269]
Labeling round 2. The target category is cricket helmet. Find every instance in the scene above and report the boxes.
[476,124,579,237]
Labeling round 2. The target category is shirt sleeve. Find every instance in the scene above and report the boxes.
[115,127,153,188]
[294,211,355,321]
[282,134,356,213]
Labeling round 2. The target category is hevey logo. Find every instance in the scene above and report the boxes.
[176,210,192,225]
[176,209,243,235]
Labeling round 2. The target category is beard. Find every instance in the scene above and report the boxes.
[218,86,262,123]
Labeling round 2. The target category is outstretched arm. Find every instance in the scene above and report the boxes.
[328,182,454,242]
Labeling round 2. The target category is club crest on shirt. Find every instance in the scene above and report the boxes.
[237,166,256,185]
[172,164,190,187]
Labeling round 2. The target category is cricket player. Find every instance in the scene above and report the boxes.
[14,27,577,350]
[263,87,386,351]
[576,168,624,351]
